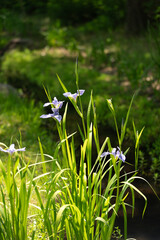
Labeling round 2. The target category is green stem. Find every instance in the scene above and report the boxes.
[57,123,68,168]
[113,114,121,148]
[11,156,16,239]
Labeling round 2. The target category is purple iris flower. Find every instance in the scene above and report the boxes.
[40,108,62,123]
[43,97,64,109]
[111,147,126,162]
[101,147,126,162]
[40,97,63,123]
[63,90,85,101]
[0,144,26,155]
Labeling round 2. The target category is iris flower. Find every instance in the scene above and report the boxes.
[0,144,26,155]
[63,90,85,101]
[40,97,63,123]
[43,97,64,109]
[40,107,62,123]
[111,147,126,162]
[100,147,126,162]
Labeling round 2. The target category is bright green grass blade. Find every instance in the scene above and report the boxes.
[87,123,92,175]
[56,204,81,226]
[122,180,147,218]
[71,136,77,173]
[106,99,120,146]
[13,157,19,175]
[38,137,47,185]
[120,91,138,145]
[121,201,127,240]
[65,131,73,170]
[43,84,52,103]
[65,219,72,240]
[91,92,100,153]
[62,102,68,132]
[87,92,92,130]
[95,216,108,225]
[130,186,135,218]
[89,136,109,178]
[77,124,85,141]
[75,57,79,88]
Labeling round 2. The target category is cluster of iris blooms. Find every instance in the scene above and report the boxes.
[40,89,126,162]
[40,90,85,123]
[0,89,126,162]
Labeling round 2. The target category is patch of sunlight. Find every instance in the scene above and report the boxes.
[97,73,112,82]
[144,52,151,59]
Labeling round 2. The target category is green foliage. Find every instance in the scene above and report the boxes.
[0,48,101,104]
[116,38,152,88]
[1,0,126,27]
[0,143,56,239]
[112,226,123,239]
[0,92,55,157]
[1,0,159,31]
[47,0,126,27]
[0,10,43,39]
[0,152,32,239]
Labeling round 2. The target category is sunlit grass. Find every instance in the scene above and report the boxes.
[0,93,56,162]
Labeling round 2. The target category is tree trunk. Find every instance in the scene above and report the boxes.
[126,0,147,34]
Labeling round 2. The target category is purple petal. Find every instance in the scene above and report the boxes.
[63,90,84,101]
[9,144,15,150]
[77,89,85,96]
[16,147,26,152]
[43,97,64,109]
[6,144,15,154]
[52,97,58,105]
[52,97,64,108]
[54,115,62,123]
[111,148,117,157]
[54,100,64,109]
[51,108,59,115]
[63,92,78,101]
[43,102,52,107]
[40,114,53,119]
[8,150,15,154]
[0,147,8,153]
[116,149,120,157]
[119,153,126,162]
[63,92,71,97]
[100,151,110,158]
[70,93,78,101]
[57,101,64,109]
